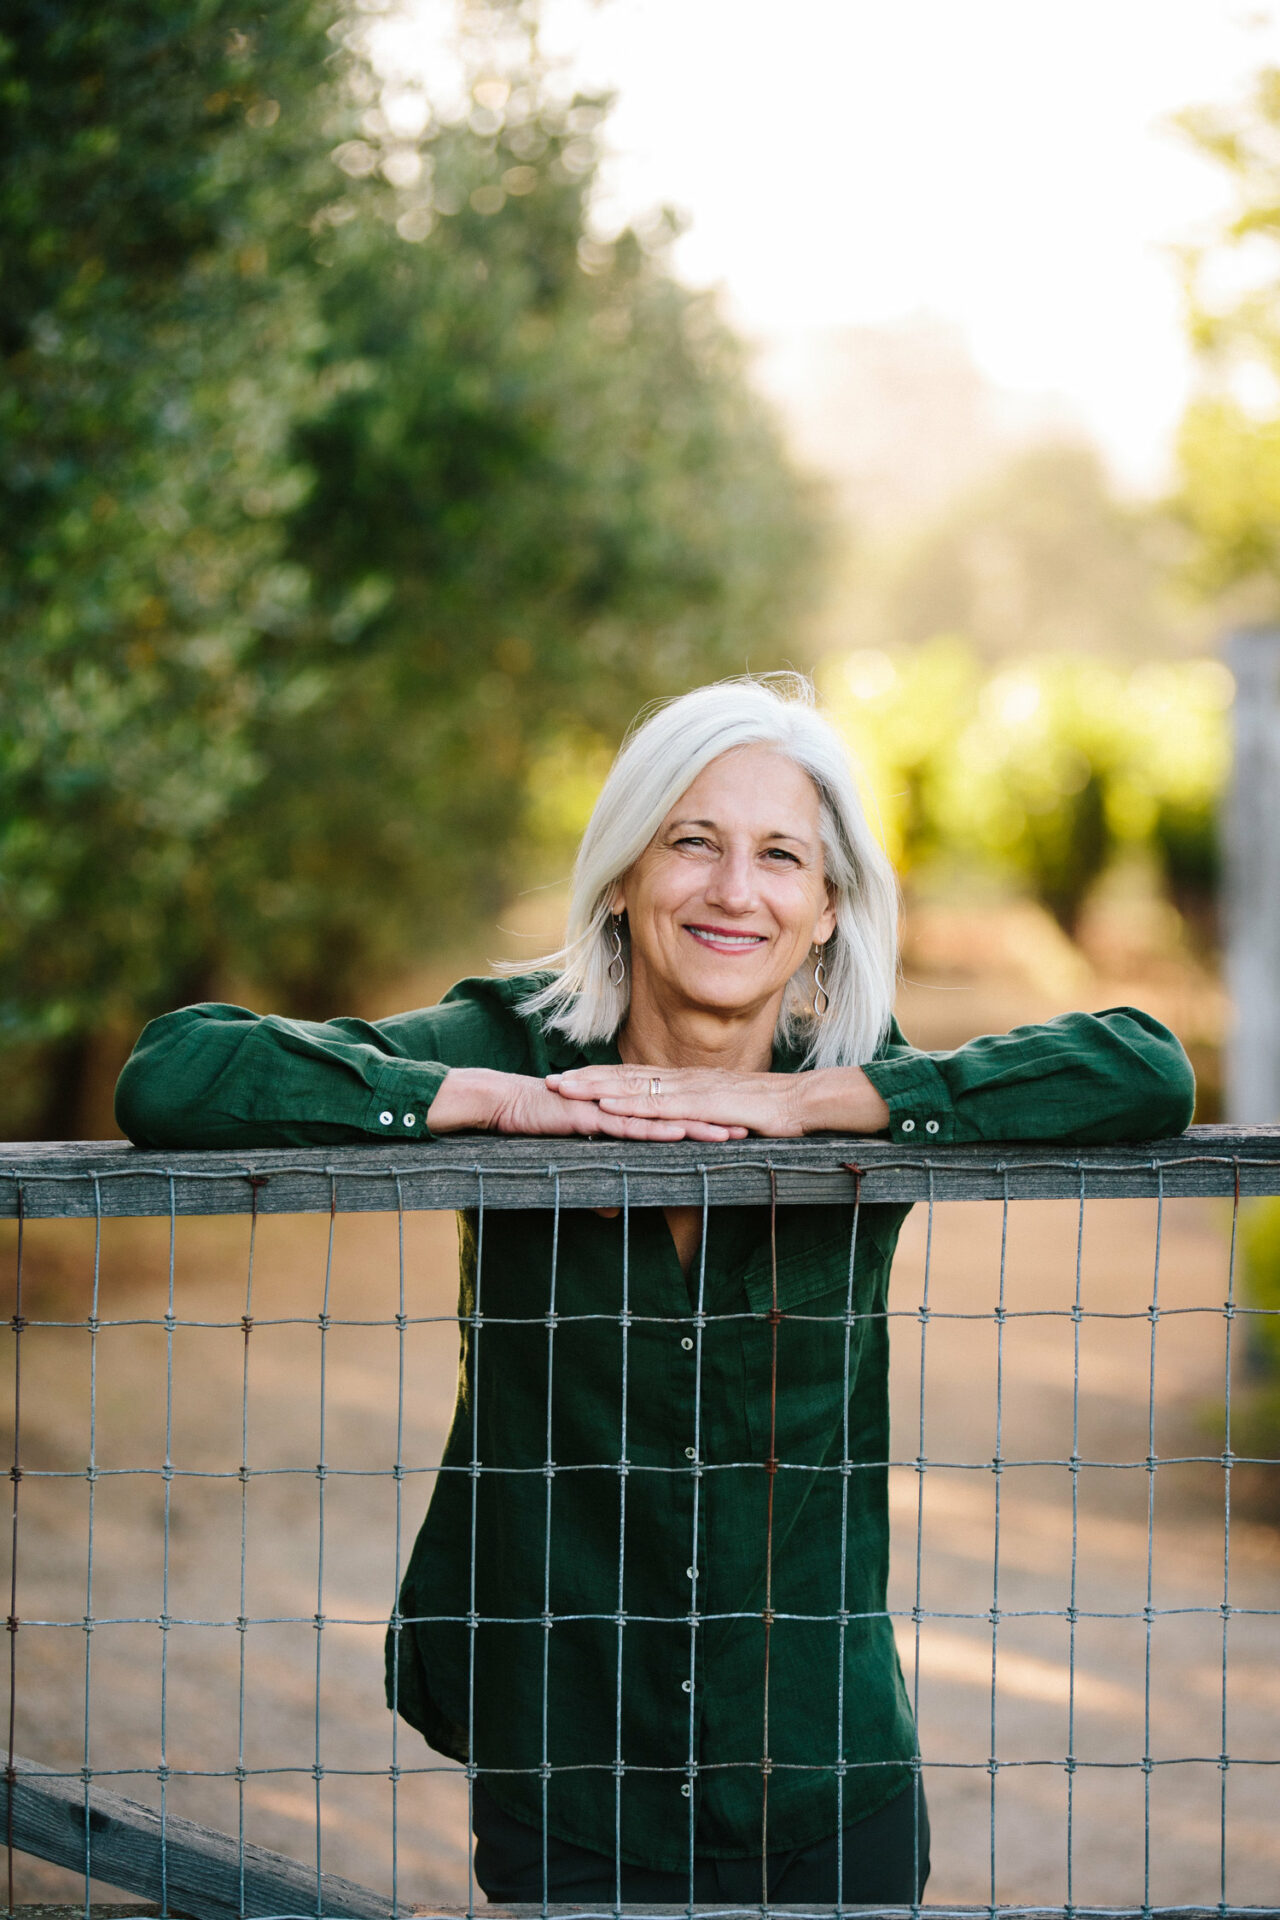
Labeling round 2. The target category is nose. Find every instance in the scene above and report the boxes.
[704,845,757,914]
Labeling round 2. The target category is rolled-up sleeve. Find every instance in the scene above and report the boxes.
[115,987,530,1149]
[860,1007,1196,1147]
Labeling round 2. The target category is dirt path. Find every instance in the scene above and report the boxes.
[2,1190,1276,1911]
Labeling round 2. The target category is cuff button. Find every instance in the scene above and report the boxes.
[379,1110,393,1126]
[925,1119,940,1134]
[900,1118,916,1133]
[403,1113,417,1127]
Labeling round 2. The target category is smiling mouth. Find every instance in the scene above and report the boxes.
[685,924,767,951]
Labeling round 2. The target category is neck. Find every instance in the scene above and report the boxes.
[618,972,780,1072]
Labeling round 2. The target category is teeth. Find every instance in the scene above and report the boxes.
[688,928,763,947]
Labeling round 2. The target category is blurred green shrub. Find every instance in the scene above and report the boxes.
[1235,1199,1280,1502]
[1241,1199,1280,1373]
[820,642,1232,936]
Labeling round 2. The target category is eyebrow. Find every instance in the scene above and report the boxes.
[666,818,811,844]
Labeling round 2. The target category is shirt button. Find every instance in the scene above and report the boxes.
[403,1113,417,1127]
[680,1783,691,1797]
[900,1118,916,1133]
[686,1566,696,1580]
[684,1447,696,1460]
[925,1119,940,1134]
[682,1679,692,1692]
[681,1337,694,1351]
[379,1110,393,1126]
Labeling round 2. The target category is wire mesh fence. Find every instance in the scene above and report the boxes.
[2,1130,1279,1919]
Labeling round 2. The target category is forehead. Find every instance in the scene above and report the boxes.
[664,745,822,836]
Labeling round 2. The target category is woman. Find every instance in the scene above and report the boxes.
[116,676,1195,1905]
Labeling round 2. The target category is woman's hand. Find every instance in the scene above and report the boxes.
[545,1064,891,1138]
[426,1067,748,1141]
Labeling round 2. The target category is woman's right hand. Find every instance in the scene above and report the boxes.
[426,1067,747,1142]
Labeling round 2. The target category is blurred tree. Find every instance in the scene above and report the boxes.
[0,0,347,1132]
[1174,64,1280,1493]
[0,1,822,1132]
[1175,67,1280,605]
[216,55,821,1013]
[836,441,1209,662]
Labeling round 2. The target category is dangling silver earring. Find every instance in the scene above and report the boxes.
[812,941,829,1019]
[608,914,626,988]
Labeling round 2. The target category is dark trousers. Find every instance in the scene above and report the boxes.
[472,1779,931,1904]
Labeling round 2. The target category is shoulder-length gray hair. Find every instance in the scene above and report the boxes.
[517,675,899,1068]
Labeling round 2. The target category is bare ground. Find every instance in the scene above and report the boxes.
[1,1184,1276,1913]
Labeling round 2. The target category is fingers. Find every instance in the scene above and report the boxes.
[584,1110,747,1143]
[547,1068,637,1101]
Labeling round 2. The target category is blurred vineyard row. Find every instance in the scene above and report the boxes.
[821,642,1231,943]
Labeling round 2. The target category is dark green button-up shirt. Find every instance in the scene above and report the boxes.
[116,978,1195,1869]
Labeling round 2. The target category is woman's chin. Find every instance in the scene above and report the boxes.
[667,965,783,1019]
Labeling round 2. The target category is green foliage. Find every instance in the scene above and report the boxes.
[1234,1198,1280,1486]
[1241,1198,1280,1371]
[820,644,1231,935]
[0,0,346,1064]
[1175,67,1280,601]
[225,100,819,1008]
[0,1,822,1126]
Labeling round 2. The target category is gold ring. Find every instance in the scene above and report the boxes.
[649,1076,662,1097]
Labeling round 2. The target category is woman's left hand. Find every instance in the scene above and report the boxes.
[546,1066,807,1137]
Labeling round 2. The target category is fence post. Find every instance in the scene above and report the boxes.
[1225,627,1280,1124]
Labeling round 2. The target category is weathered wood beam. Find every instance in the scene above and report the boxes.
[0,1754,392,1920]
[1,1127,1279,1218]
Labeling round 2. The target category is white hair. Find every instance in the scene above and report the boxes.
[516,674,900,1068]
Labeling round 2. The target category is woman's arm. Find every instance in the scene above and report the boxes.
[115,996,745,1150]
[547,1007,1196,1145]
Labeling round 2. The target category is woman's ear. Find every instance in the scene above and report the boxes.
[814,894,837,946]
[609,884,627,916]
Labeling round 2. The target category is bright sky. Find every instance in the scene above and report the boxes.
[388,0,1280,492]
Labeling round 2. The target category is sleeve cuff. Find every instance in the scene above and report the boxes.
[361,1062,452,1139]
[861,1051,955,1145]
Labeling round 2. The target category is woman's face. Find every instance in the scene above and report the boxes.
[615,744,837,1027]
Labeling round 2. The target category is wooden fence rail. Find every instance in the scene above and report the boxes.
[3,1125,1280,1217]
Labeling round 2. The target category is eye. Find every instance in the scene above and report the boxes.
[762,846,801,865]
[673,834,712,851]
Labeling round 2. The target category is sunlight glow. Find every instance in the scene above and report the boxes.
[383,0,1280,492]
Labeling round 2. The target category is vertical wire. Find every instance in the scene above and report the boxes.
[237,1179,261,1920]
[313,1178,337,1914]
[158,1176,177,1917]
[910,1167,935,1920]
[1065,1168,1085,1910]
[1142,1168,1164,1910]
[1219,1163,1240,1912]
[685,1167,710,1912]
[834,1171,863,1917]
[5,1185,24,1917]
[539,1172,562,1917]
[613,1169,630,1917]
[987,1170,1010,1911]
[464,1172,486,1920]
[82,1178,102,1915]
[391,1174,408,1920]
[759,1166,780,1905]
